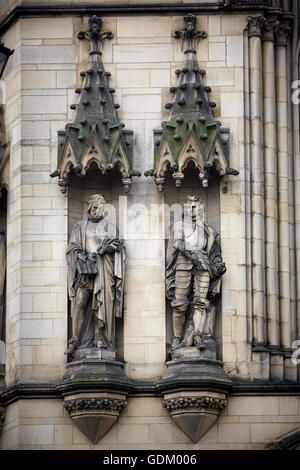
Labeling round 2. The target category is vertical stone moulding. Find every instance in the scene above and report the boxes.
[155,14,234,443]
[54,16,134,444]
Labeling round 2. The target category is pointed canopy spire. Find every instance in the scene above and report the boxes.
[51,16,139,193]
[146,14,238,191]
[167,14,215,122]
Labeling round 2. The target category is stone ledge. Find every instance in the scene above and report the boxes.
[1,378,300,405]
[0,2,289,35]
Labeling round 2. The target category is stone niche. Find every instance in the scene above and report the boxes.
[164,169,222,361]
[67,169,125,361]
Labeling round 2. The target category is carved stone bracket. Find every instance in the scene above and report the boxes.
[63,392,128,443]
[162,391,227,443]
[158,358,232,443]
[58,358,132,444]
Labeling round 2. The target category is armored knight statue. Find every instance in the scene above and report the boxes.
[65,194,125,358]
[166,196,226,355]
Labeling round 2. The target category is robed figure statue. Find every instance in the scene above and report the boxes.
[166,196,226,355]
[65,194,125,358]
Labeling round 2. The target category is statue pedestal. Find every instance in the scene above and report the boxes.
[172,343,216,361]
[158,356,232,443]
[72,347,116,362]
[59,353,132,444]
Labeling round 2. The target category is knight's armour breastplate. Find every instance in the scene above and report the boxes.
[184,222,207,251]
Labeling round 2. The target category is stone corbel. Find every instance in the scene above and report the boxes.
[158,358,232,443]
[58,353,132,444]
[63,393,127,444]
[163,393,227,443]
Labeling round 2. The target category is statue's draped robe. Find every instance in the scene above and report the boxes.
[66,216,125,348]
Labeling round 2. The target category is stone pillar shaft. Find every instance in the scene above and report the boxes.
[247,17,266,345]
[287,34,297,348]
[262,19,280,350]
[291,0,300,380]
[275,25,291,351]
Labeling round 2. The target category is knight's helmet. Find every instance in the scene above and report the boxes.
[184,195,205,223]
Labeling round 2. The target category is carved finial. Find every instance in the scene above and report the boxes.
[77,15,113,54]
[174,14,207,50]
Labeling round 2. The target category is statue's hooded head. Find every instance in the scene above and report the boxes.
[184,195,205,223]
[84,194,107,221]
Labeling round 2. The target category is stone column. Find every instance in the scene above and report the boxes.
[286,21,297,354]
[247,17,267,353]
[275,21,295,380]
[291,0,300,381]
[262,18,282,380]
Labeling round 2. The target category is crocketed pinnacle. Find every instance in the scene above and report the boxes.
[162,13,218,163]
[66,16,121,161]
[51,16,137,193]
[147,14,238,191]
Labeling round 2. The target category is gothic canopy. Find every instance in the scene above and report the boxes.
[146,14,238,191]
[50,16,140,193]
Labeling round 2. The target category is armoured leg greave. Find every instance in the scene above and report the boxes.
[172,268,192,341]
[192,270,210,349]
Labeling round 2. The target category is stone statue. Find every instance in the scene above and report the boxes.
[0,231,5,342]
[65,194,125,358]
[166,196,226,355]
